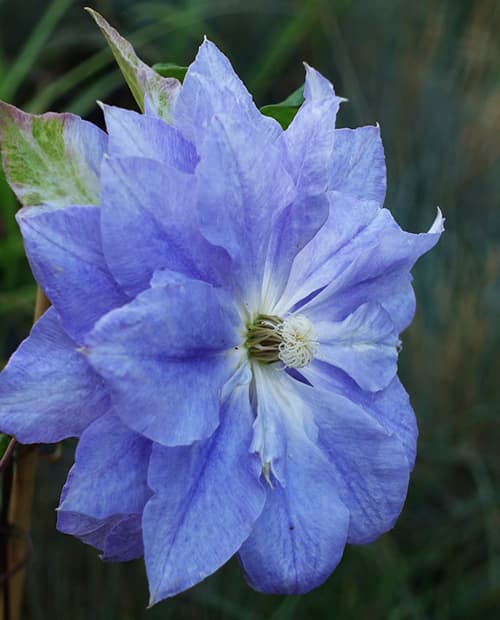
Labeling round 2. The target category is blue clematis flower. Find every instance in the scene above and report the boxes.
[0,16,443,605]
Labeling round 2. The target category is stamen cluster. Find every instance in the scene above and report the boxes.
[246,314,317,368]
[246,314,283,364]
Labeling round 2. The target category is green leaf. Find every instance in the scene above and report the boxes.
[0,102,103,207]
[86,9,180,122]
[260,84,304,129]
[153,63,188,82]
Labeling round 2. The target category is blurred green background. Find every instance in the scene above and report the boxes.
[0,0,499,618]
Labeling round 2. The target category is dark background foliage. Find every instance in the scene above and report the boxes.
[0,0,499,618]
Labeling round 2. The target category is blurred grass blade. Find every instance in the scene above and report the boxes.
[0,0,73,101]
[269,597,302,620]
[248,1,318,98]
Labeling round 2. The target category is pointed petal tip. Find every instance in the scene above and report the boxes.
[197,36,221,58]
[430,207,445,234]
[301,63,347,104]
[147,595,158,609]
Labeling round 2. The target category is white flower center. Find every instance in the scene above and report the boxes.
[276,315,317,368]
[245,313,317,368]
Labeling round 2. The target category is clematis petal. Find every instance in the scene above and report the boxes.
[262,194,329,310]
[303,362,418,469]
[280,65,344,196]
[196,114,295,302]
[101,104,198,172]
[306,385,410,544]
[143,384,265,604]
[312,209,444,332]
[100,156,231,296]
[0,102,106,207]
[274,192,380,315]
[287,207,444,331]
[0,308,107,444]
[85,276,241,446]
[312,302,400,392]
[329,126,387,204]
[57,470,144,561]
[57,510,122,552]
[239,415,349,594]
[250,364,319,483]
[17,204,127,342]
[101,515,143,561]
[87,9,180,122]
[58,414,151,519]
[175,39,280,146]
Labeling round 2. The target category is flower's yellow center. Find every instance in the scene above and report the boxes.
[246,314,317,368]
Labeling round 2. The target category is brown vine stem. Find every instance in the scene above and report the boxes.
[1,287,50,620]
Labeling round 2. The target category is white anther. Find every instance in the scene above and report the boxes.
[275,314,317,368]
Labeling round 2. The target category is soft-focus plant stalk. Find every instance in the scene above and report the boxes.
[1,288,49,620]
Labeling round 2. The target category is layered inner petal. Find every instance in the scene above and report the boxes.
[17,204,128,342]
[273,192,380,315]
[240,369,349,594]
[143,384,265,604]
[278,204,444,333]
[0,308,108,444]
[299,207,444,331]
[100,156,231,297]
[85,275,242,446]
[102,104,198,172]
[196,114,295,303]
[261,194,329,310]
[312,302,400,392]
[302,362,418,469]
[238,367,349,594]
[279,64,344,197]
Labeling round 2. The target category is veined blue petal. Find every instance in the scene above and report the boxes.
[101,516,143,561]
[329,125,387,204]
[302,383,410,544]
[239,366,349,593]
[303,362,418,469]
[100,156,231,297]
[57,468,144,562]
[174,38,280,147]
[0,308,107,444]
[280,65,344,197]
[239,376,349,593]
[58,414,151,519]
[280,207,444,331]
[312,302,400,392]
[101,104,198,172]
[144,384,265,604]
[300,208,444,330]
[274,192,379,315]
[17,204,127,342]
[250,365,318,484]
[262,194,329,310]
[196,114,295,302]
[85,275,241,446]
